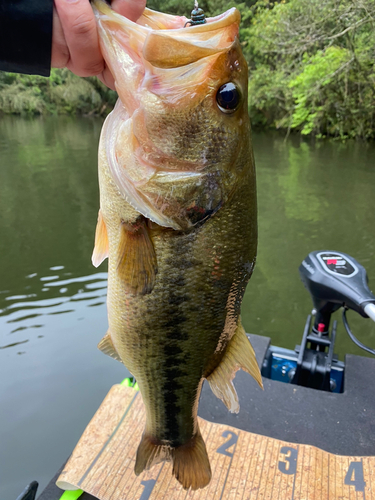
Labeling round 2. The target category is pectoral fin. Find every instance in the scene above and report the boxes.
[92,209,109,267]
[98,331,122,363]
[117,217,158,295]
[207,320,263,414]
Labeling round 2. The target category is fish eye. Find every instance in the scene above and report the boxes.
[216,82,241,114]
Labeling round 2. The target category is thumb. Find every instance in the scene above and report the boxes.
[111,0,147,22]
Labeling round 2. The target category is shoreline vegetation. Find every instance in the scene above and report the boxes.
[1,0,374,140]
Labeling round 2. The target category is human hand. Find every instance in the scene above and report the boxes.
[52,0,146,89]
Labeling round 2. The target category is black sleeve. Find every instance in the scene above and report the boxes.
[0,0,54,77]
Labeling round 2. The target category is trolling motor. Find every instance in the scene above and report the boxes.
[300,251,375,328]
[293,251,375,391]
[262,251,375,392]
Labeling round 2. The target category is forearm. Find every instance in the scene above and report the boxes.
[0,0,53,77]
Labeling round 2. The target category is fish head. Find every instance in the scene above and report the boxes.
[140,38,250,175]
[93,1,252,230]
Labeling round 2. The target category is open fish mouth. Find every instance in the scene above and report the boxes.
[92,0,241,94]
[92,1,244,231]
[93,0,240,42]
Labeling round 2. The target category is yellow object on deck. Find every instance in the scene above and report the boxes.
[57,384,375,499]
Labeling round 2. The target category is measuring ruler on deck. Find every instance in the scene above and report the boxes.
[57,384,374,500]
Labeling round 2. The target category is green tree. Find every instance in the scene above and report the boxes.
[247,0,375,139]
[0,69,117,116]
[2,0,375,140]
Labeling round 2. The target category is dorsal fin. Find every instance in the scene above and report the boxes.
[207,319,263,413]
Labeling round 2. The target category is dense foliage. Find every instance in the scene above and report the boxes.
[0,69,117,116]
[247,0,375,140]
[1,0,375,139]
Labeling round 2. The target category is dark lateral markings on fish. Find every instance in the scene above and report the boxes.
[216,430,238,457]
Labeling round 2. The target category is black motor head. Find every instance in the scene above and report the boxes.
[299,251,375,330]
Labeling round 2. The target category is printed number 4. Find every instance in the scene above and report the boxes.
[345,461,366,492]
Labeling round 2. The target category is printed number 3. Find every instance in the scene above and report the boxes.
[278,446,298,475]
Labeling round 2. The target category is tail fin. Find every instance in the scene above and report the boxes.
[135,429,211,490]
[134,433,171,475]
[172,429,211,490]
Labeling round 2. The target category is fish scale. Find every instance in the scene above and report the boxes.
[91,0,262,491]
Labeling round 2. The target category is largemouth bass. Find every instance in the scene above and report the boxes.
[91,0,262,490]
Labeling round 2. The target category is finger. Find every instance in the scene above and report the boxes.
[97,66,116,91]
[111,0,147,22]
[51,7,69,68]
[54,0,104,77]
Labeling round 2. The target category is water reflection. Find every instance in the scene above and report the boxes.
[0,269,108,346]
[0,116,128,500]
[242,132,375,360]
[0,259,126,500]
[0,339,29,350]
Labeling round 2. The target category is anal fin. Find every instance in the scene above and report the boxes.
[92,209,109,267]
[117,216,158,295]
[207,320,263,414]
[98,331,122,363]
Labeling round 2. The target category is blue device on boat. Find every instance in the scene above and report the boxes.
[262,250,375,393]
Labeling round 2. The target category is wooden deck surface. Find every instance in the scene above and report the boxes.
[57,384,374,500]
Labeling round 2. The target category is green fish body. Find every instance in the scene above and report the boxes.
[92,1,262,490]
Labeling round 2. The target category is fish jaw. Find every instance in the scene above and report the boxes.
[92,0,242,125]
[93,2,241,113]
[94,1,250,230]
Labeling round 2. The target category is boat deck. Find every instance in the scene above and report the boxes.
[38,334,375,499]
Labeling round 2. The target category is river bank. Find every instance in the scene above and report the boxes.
[1,0,374,139]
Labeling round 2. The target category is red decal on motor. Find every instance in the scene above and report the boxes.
[327,259,337,265]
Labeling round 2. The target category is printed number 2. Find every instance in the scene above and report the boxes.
[216,430,238,457]
[139,479,156,500]
[345,461,366,492]
[278,446,298,475]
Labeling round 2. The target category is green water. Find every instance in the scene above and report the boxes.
[1,116,374,499]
